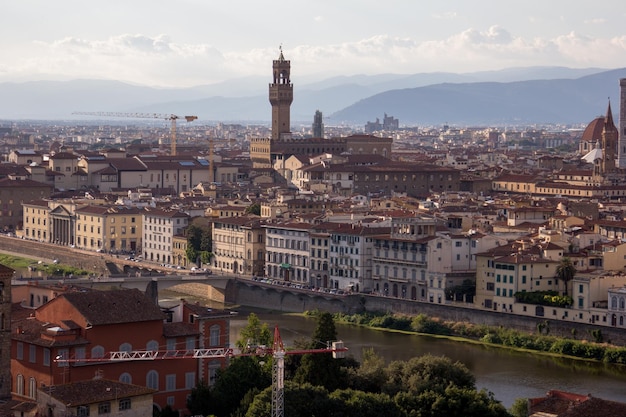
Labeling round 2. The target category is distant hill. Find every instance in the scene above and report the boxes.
[331,68,626,125]
[0,66,619,125]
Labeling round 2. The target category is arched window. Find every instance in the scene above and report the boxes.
[612,296,618,309]
[146,340,159,351]
[119,343,132,352]
[16,374,24,396]
[91,345,105,359]
[29,377,37,399]
[146,370,159,390]
[119,372,132,384]
[620,298,625,310]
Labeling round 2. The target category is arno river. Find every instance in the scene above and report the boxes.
[228,310,626,408]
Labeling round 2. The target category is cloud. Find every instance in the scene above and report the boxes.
[432,11,458,20]
[28,34,232,86]
[286,26,626,75]
[5,27,626,87]
[584,18,607,25]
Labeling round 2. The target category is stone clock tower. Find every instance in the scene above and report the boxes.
[269,47,293,142]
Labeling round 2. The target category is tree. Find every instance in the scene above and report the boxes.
[245,203,261,216]
[200,228,212,252]
[155,405,179,417]
[555,257,576,296]
[510,397,528,417]
[236,313,272,350]
[345,347,387,393]
[394,386,510,417]
[186,225,203,263]
[209,356,271,417]
[330,388,403,417]
[293,312,346,391]
[383,354,475,396]
[246,382,333,417]
[186,380,212,417]
[185,245,198,264]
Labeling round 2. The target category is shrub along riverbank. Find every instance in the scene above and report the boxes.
[322,311,626,365]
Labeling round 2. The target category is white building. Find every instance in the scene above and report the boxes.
[327,223,385,292]
[264,221,313,285]
[142,209,189,264]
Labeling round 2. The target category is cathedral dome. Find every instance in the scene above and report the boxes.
[581,117,605,142]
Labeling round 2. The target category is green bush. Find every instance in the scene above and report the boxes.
[411,314,452,335]
[603,347,626,364]
[514,291,573,307]
[549,339,575,356]
[332,311,624,364]
[480,332,502,344]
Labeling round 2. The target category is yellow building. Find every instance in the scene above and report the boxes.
[475,240,563,313]
[75,205,143,253]
[22,200,51,242]
[172,235,189,268]
[212,215,265,277]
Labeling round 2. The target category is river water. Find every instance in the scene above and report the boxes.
[228,310,626,408]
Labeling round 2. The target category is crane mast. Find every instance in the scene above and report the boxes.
[73,111,198,156]
[272,326,286,417]
[55,326,346,417]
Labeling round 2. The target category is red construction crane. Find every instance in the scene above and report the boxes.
[55,326,347,417]
[73,111,198,156]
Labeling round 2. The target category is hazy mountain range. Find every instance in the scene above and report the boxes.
[0,66,624,126]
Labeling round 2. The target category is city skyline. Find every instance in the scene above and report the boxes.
[2,1,626,88]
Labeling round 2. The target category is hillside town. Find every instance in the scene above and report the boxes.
[2,51,626,416]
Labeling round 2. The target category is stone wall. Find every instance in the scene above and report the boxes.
[0,235,109,274]
[229,280,626,345]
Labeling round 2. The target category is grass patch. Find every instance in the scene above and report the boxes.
[0,254,37,270]
[0,253,90,277]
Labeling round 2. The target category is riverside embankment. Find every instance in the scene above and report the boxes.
[220,278,626,346]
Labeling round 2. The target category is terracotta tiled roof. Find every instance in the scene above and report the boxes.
[0,177,52,188]
[108,158,147,171]
[60,288,165,326]
[184,302,232,318]
[162,322,197,338]
[559,397,626,417]
[49,379,155,406]
[581,116,605,142]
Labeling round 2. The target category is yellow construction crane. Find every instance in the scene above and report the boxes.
[73,112,198,156]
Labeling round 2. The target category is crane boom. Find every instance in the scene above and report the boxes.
[54,326,346,417]
[72,111,198,156]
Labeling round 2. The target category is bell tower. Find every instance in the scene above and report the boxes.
[602,100,618,175]
[269,46,293,141]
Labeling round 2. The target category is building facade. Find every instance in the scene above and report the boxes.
[264,222,313,284]
[11,288,232,414]
[0,177,52,232]
[142,209,189,264]
[212,216,265,277]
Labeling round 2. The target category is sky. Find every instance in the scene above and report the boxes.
[2,0,626,88]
